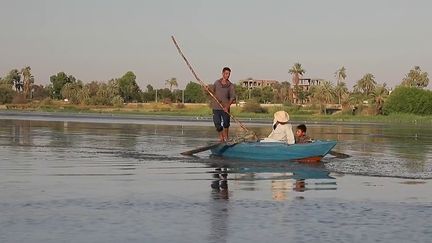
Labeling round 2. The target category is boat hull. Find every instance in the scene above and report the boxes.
[211,140,337,162]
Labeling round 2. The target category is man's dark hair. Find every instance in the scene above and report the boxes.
[297,124,307,133]
[222,67,231,73]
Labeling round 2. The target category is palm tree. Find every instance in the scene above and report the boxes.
[165,77,178,91]
[310,81,335,114]
[310,86,328,114]
[355,73,376,97]
[401,66,429,88]
[4,69,22,91]
[334,82,348,106]
[322,80,336,103]
[289,63,305,86]
[288,63,305,103]
[348,92,363,106]
[348,92,364,115]
[21,66,34,99]
[371,83,389,115]
[340,92,351,107]
[334,66,347,104]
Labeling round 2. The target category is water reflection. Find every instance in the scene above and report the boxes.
[12,120,30,145]
[211,167,229,200]
[208,167,230,243]
[209,161,336,202]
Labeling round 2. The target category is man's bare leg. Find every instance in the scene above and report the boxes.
[218,131,225,142]
[223,128,229,141]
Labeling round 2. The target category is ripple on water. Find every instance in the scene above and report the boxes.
[325,155,432,179]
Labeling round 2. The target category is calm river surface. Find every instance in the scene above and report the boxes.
[1,112,431,243]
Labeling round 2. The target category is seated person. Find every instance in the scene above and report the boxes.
[261,111,295,144]
[295,124,312,144]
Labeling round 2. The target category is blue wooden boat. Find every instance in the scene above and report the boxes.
[211,140,337,162]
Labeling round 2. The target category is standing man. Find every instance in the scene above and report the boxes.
[210,67,236,142]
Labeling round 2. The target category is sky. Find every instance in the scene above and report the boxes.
[1,0,431,89]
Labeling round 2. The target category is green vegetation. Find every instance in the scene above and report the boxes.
[289,62,305,86]
[0,64,430,126]
[21,66,34,99]
[309,80,335,114]
[242,100,267,113]
[117,71,142,102]
[289,63,306,104]
[384,86,432,115]
[165,77,178,91]
[0,84,15,104]
[354,73,377,96]
[184,82,206,103]
[335,66,347,105]
[3,101,431,125]
[4,69,21,91]
[401,66,429,88]
[50,71,77,99]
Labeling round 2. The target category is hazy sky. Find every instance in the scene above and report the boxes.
[1,0,431,89]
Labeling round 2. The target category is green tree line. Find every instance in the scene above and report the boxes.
[0,65,430,115]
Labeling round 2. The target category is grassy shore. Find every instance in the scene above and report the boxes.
[2,101,432,125]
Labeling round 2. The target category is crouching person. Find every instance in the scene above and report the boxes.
[295,124,313,144]
[261,111,295,144]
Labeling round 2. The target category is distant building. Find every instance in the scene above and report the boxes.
[238,77,323,104]
[297,78,323,91]
[239,78,279,89]
[293,78,324,104]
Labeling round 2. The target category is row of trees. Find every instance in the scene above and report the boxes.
[52,71,144,106]
[0,65,430,116]
[0,68,206,105]
[285,63,429,114]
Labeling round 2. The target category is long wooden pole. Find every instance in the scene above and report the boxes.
[171,35,251,133]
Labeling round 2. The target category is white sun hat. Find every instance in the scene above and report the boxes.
[273,110,290,125]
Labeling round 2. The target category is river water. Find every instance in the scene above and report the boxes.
[0,112,431,243]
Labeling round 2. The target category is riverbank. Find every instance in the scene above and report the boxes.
[1,102,431,125]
